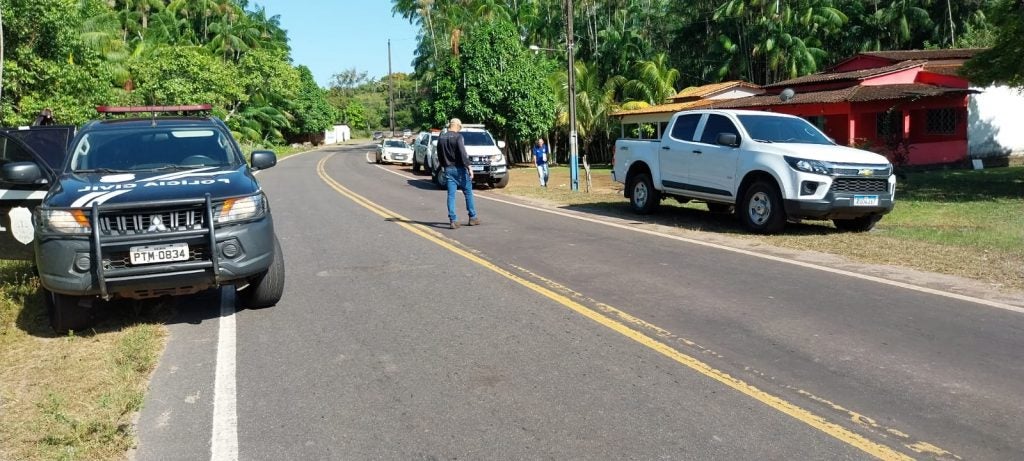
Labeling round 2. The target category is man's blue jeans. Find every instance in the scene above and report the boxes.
[536,164,549,186]
[445,166,477,222]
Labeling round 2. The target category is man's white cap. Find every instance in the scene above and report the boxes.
[449,117,462,128]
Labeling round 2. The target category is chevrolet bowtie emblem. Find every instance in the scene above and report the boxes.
[148,216,168,232]
[858,169,874,176]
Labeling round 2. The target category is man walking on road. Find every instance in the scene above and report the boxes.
[437,118,479,229]
[532,138,549,187]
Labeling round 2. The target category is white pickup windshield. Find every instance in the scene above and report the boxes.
[70,128,240,172]
[461,131,496,147]
[737,115,834,145]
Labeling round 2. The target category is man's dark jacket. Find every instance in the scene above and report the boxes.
[437,130,471,168]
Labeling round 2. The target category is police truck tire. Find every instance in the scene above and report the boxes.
[240,237,285,309]
[412,157,421,173]
[432,167,446,189]
[494,175,509,189]
[46,289,91,334]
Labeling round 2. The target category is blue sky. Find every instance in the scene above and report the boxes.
[253,1,419,88]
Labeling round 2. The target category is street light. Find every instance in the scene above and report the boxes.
[527,0,579,191]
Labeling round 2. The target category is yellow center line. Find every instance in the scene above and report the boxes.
[316,153,925,461]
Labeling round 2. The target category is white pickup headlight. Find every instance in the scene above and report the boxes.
[784,156,831,175]
[38,209,91,234]
[490,154,504,164]
[215,194,266,223]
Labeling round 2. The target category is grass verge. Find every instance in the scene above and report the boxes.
[498,164,1024,291]
[0,261,166,461]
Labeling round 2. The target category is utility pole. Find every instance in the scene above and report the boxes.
[946,0,956,47]
[1,4,5,112]
[567,0,579,192]
[388,39,395,136]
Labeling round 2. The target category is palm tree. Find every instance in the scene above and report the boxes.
[553,60,623,162]
[712,0,844,84]
[622,53,679,106]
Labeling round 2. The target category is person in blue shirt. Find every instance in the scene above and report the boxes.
[532,138,549,187]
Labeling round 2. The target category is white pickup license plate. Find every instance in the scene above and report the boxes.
[471,165,485,171]
[130,243,190,265]
[852,195,879,206]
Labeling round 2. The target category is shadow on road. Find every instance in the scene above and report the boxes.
[406,178,443,191]
[384,216,454,229]
[15,283,246,339]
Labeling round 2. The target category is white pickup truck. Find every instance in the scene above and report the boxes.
[612,109,895,233]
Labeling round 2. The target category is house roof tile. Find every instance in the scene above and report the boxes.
[611,99,718,117]
[710,84,973,108]
[669,80,761,101]
[764,60,925,88]
[859,48,986,61]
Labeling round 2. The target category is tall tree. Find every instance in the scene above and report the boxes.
[438,18,556,157]
[961,0,1024,88]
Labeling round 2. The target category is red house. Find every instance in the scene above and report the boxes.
[713,49,983,166]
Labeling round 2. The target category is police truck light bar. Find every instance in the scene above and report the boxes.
[95,104,213,114]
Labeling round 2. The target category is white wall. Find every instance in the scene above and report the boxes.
[334,125,350,142]
[968,85,1024,158]
[322,125,351,145]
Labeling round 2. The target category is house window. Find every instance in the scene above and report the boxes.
[926,108,957,134]
[876,111,902,139]
[805,115,826,131]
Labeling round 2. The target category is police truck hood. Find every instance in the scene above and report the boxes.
[46,165,259,208]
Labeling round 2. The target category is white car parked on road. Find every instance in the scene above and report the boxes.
[376,139,414,165]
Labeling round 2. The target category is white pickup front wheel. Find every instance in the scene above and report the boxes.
[747,191,771,225]
[740,181,785,233]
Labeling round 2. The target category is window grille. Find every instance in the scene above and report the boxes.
[926,108,957,134]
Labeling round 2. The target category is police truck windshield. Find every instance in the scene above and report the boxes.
[71,128,240,172]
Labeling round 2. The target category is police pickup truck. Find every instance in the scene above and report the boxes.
[0,105,284,332]
[613,109,895,234]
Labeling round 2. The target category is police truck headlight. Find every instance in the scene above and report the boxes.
[215,193,267,224]
[38,209,91,234]
[784,156,831,175]
[490,154,504,164]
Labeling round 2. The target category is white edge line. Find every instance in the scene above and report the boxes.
[370,163,1024,314]
[211,293,238,461]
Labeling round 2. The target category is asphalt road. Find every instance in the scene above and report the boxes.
[135,143,1024,460]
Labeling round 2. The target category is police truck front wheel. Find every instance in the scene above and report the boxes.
[239,237,285,309]
[45,288,91,334]
[432,167,446,189]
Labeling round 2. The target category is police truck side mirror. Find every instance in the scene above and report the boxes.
[250,150,277,170]
[1,162,44,184]
[497,140,506,149]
